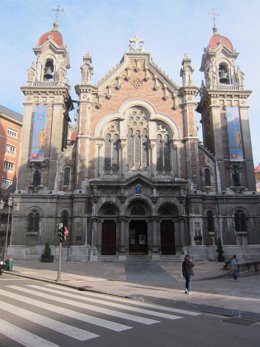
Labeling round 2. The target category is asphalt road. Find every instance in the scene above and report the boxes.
[0,275,259,347]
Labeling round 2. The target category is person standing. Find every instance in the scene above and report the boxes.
[182,255,194,294]
[230,255,238,280]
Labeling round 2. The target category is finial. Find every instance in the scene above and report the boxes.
[208,9,219,34]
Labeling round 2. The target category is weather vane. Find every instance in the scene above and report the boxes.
[52,5,64,21]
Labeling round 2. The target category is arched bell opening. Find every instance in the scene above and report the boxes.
[44,59,54,80]
[218,63,229,84]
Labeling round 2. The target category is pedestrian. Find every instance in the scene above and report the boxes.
[230,254,238,280]
[182,255,194,294]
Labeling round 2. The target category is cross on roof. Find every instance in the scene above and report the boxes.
[208,8,219,26]
[52,5,64,21]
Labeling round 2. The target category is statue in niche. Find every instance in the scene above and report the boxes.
[57,65,66,83]
[135,184,142,194]
[81,58,93,84]
[208,65,217,86]
[180,54,193,87]
[32,168,41,186]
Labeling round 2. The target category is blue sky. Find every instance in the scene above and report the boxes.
[1,0,260,165]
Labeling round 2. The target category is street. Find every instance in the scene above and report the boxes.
[0,275,259,347]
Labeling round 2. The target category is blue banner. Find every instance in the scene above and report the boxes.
[226,106,243,161]
[30,105,48,161]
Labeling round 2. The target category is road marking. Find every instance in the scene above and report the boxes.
[46,283,200,316]
[0,301,98,341]
[0,318,59,347]
[0,288,131,332]
[8,285,159,325]
[28,285,183,321]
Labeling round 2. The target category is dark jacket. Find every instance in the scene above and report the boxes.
[182,259,194,277]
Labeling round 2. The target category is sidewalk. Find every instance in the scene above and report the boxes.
[5,260,260,320]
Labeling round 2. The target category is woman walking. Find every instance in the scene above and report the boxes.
[182,255,194,294]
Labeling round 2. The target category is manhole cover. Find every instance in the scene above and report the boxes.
[224,318,257,326]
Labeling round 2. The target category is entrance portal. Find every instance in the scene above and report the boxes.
[101,220,116,255]
[160,220,175,254]
[129,220,148,254]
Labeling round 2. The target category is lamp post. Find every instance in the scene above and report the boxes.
[1,197,20,262]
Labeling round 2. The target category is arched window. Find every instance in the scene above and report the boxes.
[204,168,211,186]
[218,63,229,84]
[126,108,149,171]
[104,122,120,174]
[28,210,40,233]
[64,167,70,186]
[206,210,214,232]
[156,122,171,173]
[131,205,146,215]
[234,210,247,231]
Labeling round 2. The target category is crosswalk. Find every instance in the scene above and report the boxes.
[0,284,200,346]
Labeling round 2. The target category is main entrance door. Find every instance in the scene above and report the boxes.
[160,220,175,254]
[101,220,116,255]
[129,220,148,254]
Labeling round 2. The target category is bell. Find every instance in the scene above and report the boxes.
[44,66,53,80]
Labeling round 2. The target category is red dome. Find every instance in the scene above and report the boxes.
[209,34,233,51]
[38,21,63,47]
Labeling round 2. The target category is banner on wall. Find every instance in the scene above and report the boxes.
[226,106,243,161]
[30,105,48,161]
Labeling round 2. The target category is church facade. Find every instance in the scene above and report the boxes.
[10,21,260,261]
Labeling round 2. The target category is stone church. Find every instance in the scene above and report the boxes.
[10,20,260,261]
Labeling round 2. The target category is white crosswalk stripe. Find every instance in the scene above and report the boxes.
[0,318,59,347]
[0,284,201,346]
[0,288,132,331]
[8,285,160,325]
[27,284,185,320]
[0,301,99,341]
[46,283,200,316]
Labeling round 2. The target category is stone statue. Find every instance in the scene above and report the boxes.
[236,66,244,86]
[32,168,41,186]
[27,62,36,82]
[180,54,193,87]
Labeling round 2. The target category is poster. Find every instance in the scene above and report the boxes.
[226,106,243,161]
[30,105,48,161]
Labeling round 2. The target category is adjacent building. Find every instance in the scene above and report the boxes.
[9,20,260,261]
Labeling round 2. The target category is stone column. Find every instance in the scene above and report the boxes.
[118,217,127,260]
[151,217,160,260]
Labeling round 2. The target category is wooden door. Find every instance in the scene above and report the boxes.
[101,220,116,255]
[160,220,175,255]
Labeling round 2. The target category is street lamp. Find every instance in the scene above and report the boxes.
[1,197,20,261]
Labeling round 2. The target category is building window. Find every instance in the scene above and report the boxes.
[3,161,14,172]
[6,144,16,155]
[204,168,211,186]
[234,210,247,232]
[156,122,171,173]
[131,205,146,215]
[7,128,17,138]
[61,210,69,228]
[28,210,40,234]
[63,167,70,186]
[104,122,120,174]
[206,210,214,232]
[1,178,12,189]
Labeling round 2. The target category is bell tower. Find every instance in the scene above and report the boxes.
[197,24,255,191]
[18,20,73,190]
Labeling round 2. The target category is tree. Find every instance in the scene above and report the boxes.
[216,238,225,262]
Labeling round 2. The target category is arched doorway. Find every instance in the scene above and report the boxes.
[158,203,178,255]
[127,199,150,255]
[129,220,148,254]
[99,203,118,255]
